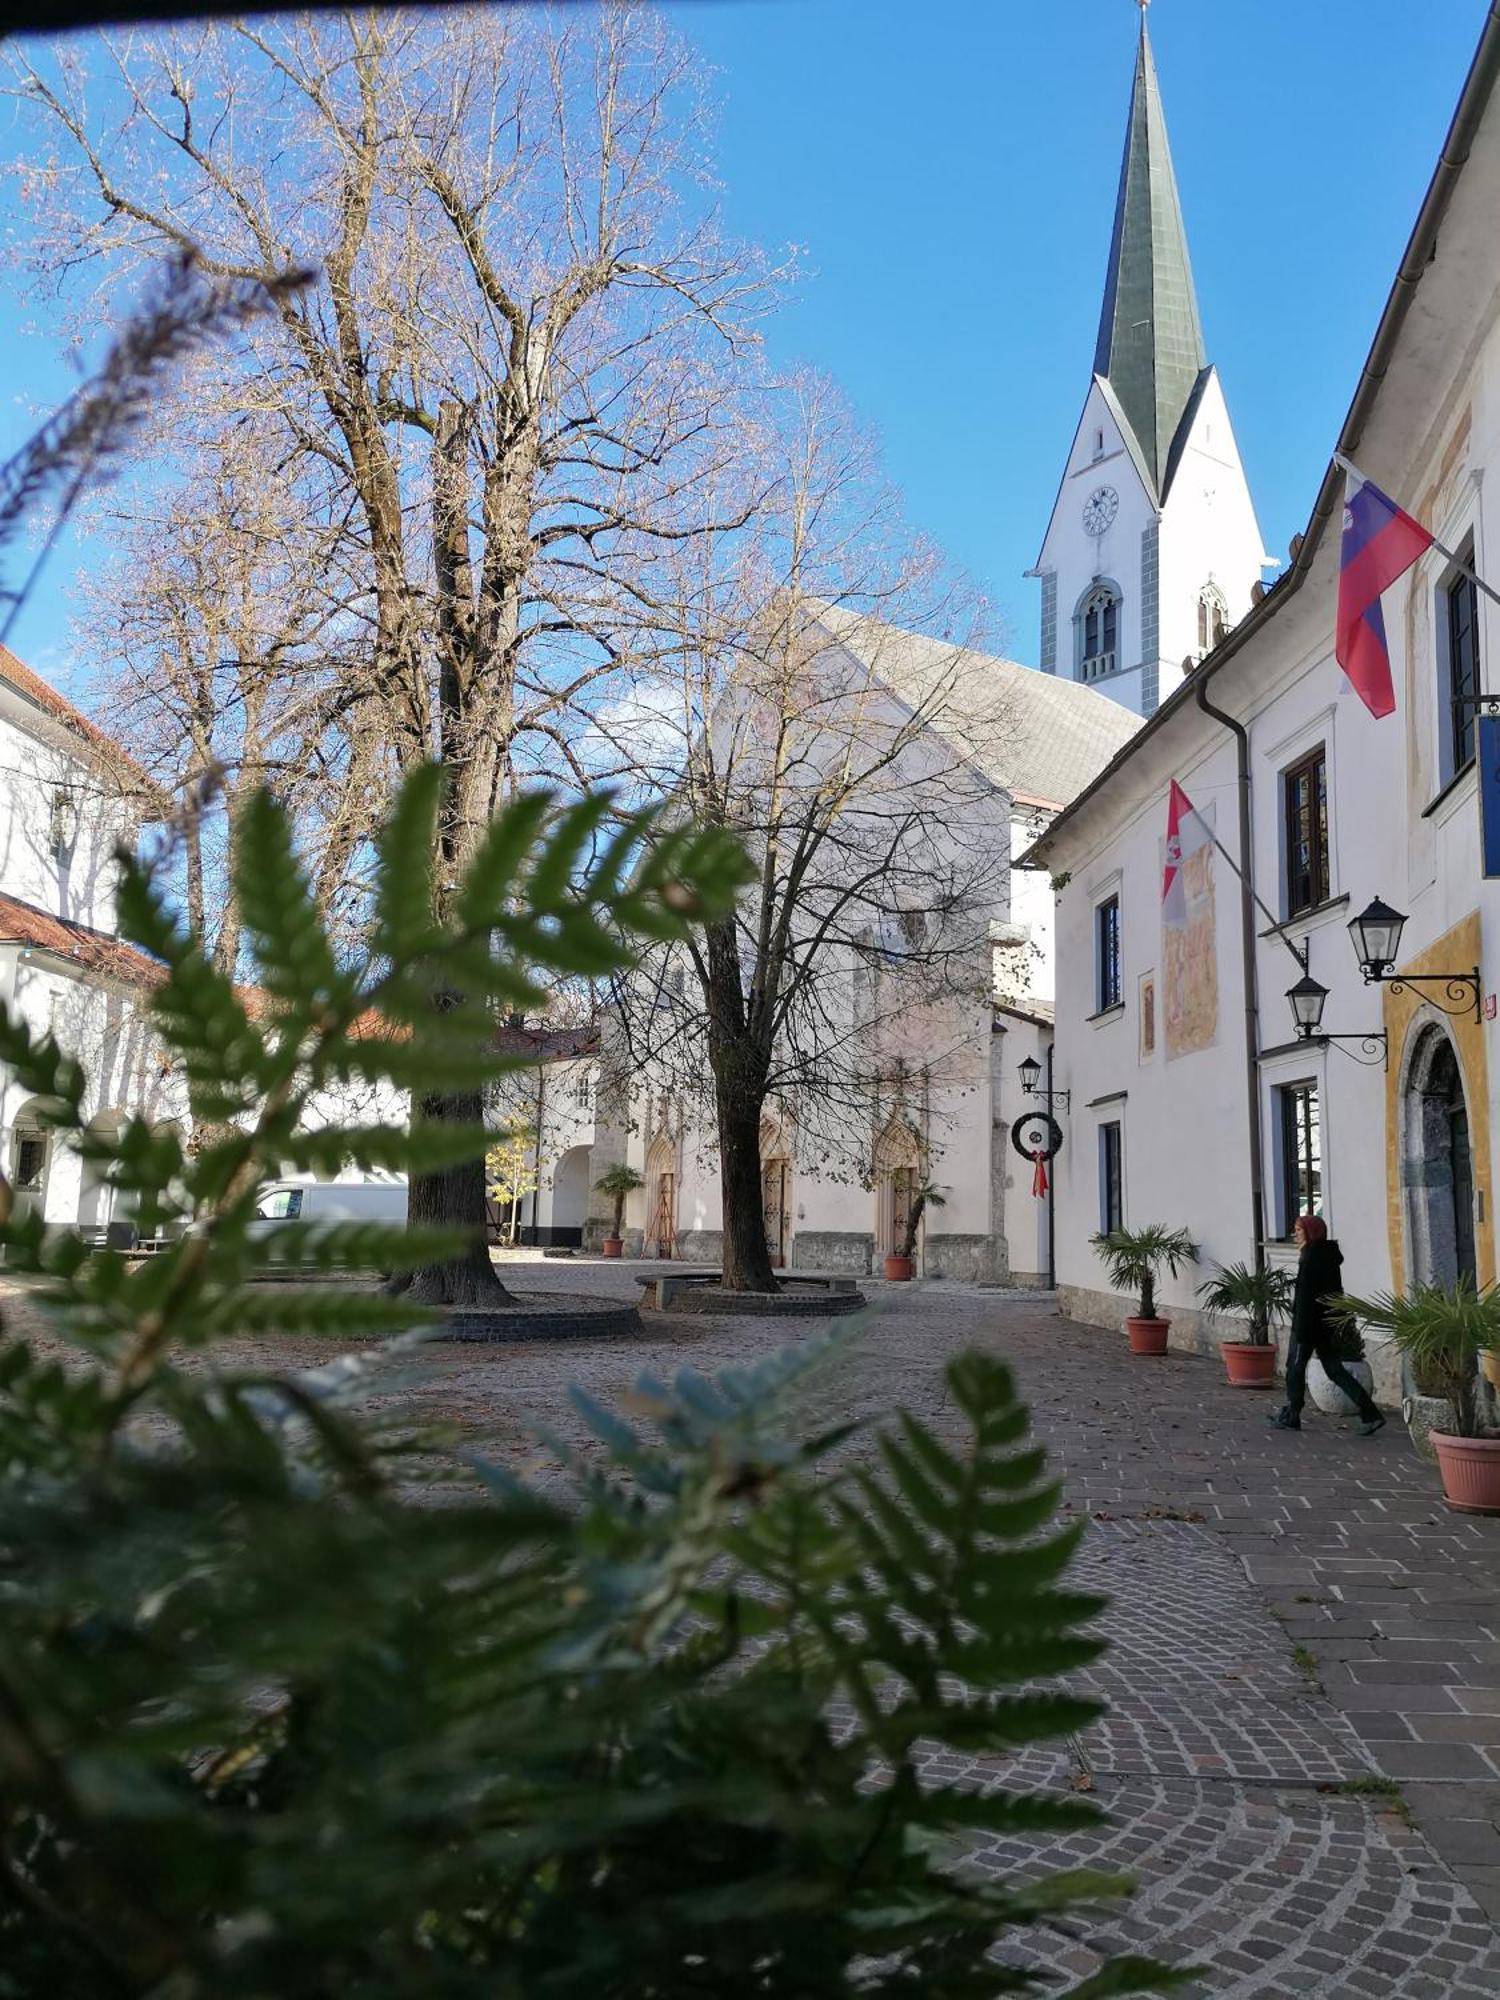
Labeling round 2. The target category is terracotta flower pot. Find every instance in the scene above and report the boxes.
[602,1237,624,1260]
[1431,1432,1500,1515]
[1221,1340,1277,1388]
[1126,1316,1170,1356]
[884,1253,914,1281]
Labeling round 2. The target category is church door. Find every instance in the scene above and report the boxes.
[761,1159,790,1269]
[649,1170,677,1260]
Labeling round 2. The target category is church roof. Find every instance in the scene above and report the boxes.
[1094,18,1206,500]
[810,605,1143,812]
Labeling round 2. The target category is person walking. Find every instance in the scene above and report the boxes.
[1268,1215,1385,1436]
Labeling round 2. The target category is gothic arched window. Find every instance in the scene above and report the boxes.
[1197,585,1228,656]
[1075,582,1121,683]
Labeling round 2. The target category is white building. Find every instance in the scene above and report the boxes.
[542,606,1138,1284]
[1031,14,1270,719]
[1025,12,1500,1402]
[0,642,182,1238]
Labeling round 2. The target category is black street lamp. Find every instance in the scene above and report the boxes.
[1286,974,1329,1036]
[1348,895,1482,1022]
[1018,1052,1069,1111]
[1284,970,1388,1067]
[1346,897,1406,980]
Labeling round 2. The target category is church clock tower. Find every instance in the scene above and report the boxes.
[1032,9,1268,717]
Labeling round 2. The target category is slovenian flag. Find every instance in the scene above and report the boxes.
[1335,457,1433,719]
[1161,779,1212,929]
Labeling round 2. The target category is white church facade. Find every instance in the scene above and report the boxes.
[509,606,1139,1285]
[1026,9,1500,1403]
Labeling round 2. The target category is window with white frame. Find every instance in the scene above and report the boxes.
[1274,1079,1321,1238]
[1282,744,1329,916]
[1095,894,1122,1013]
[1098,1121,1124,1234]
[1438,537,1481,783]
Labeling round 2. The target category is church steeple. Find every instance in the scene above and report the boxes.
[1093,14,1206,498]
[1032,7,1265,720]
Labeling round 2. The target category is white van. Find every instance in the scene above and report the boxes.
[247,1177,409,1242]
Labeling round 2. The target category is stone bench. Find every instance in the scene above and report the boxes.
[636,1270,859,1312]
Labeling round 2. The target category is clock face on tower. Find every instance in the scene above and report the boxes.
[1082,486,1119,537]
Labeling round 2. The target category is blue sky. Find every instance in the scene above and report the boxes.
[1,0,1492,685]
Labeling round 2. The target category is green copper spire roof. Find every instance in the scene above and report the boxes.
[1093,19,1206,499]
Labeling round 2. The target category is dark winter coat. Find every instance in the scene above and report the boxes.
[1292,1238,1345,1348]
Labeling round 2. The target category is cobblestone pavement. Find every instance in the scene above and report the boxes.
[11,1261,1500,1993]
[455,1261,1500,1996]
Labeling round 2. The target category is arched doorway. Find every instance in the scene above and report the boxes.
[549,1144,592,1248]
[873,1115,922,1260]
[759,1116,792,1270]
[78,1109,131,1242]
[1402,1024,1478,1289]
[643,1134,678,1260]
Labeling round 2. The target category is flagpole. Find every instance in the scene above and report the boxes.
[1197,820,1310,975]
[1333,452,1500,613]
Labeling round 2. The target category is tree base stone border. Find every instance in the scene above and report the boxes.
[436,1295,644,1342]
[653,1284,867,1318]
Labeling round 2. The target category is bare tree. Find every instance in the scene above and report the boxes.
[87,423,383,974]
[608,382,1014,1291]
[11,5,779,1303]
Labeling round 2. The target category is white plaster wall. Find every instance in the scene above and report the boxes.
[1157,372,1270,701]
[0,951,185,1230]
[1047,724,1252,1323]
[1035,381,1154,704]
[0,702,133,931]
[1036,374,1266,720]
[1006,807,1056,1001]
[994,1013,1053,1285]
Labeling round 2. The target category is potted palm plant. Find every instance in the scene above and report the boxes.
[1197,1260,1292,1388]
[594,1163,644,1259]
[885,1181,946,1281]
[1091,1225,1198,1355]
[1335,1280,1500,1512]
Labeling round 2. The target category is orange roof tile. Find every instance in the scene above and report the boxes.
[0,891,163,988]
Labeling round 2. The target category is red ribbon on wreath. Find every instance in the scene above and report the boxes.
[1031,1147,1049,1199]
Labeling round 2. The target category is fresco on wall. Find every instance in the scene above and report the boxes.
[1138,972,1156,1060]
[1162,840,1218,1059]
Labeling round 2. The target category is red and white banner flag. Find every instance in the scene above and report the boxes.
[1161,780,1213,929]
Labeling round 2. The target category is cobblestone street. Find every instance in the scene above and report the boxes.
[418,1262,1500,1996]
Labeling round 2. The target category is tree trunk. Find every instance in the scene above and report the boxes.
[400,1085,514,1308]
[391,399,516,1311]
[716,1078,778,1294]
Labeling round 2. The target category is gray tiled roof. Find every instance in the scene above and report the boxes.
[811,605,1143,811]
[1094,20,1206,500]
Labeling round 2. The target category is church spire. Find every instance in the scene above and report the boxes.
[1093,14,1206,498]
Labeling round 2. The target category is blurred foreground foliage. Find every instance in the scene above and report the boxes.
[0,774,1179,1996]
